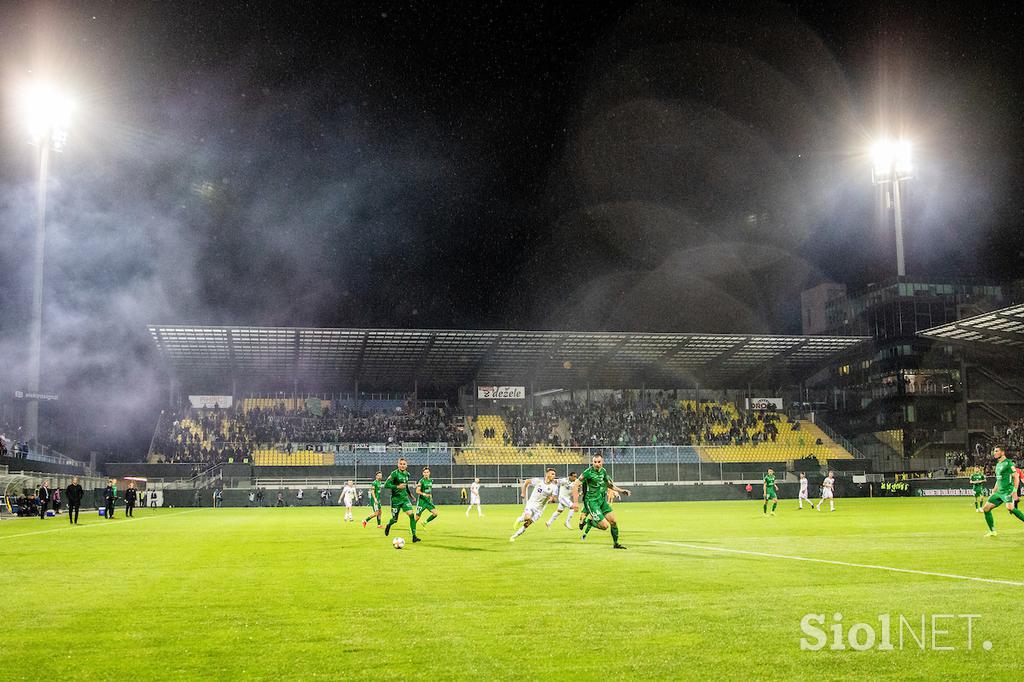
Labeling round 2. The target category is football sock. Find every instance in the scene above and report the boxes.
[771,502,777,512]
[763,503,767,514]
[610,524,619,544]
[409,515,417,536]
[566,509,575,523]
[582,521,593,538]
[984,510,994,531]
[511,525,527,539]
[425,514,437,524]
[1011,507,1024,523]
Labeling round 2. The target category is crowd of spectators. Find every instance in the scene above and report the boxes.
[496,396,789,448]
[1006,419,1024,452]
[153,401,466,463]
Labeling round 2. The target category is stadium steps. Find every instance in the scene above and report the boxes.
[698,420,853,464]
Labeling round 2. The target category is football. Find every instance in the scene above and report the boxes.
[392,537,405,549]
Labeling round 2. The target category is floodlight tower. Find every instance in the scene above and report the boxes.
[870,138,913,277]
[21,83,72,444]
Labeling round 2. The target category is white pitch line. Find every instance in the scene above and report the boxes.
[650,540,1024,587]
[0,509,203,541]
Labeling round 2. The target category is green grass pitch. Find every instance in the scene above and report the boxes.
[1,497,1018,680]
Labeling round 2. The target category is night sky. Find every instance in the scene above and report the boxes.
[0,1,1021,456]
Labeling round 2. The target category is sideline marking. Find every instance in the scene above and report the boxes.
[0,509,203,541]
[650,540,1024,587]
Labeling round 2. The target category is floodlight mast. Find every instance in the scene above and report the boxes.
[870,138,913,277]
[22,84,72,444]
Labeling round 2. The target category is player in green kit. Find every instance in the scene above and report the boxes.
[363,471,384,528]
[969,467,987,512]
[981,444,1024,537]
[415,467,439,526]
[763,468,778,516]
[384,458,420,543]
[572,454,629,549]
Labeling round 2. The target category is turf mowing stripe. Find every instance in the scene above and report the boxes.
[0,508,203,541]
[650,540,1024,587]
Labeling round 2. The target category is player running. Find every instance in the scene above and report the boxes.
[383,458,420,543]
[341,480,357,521]
[572,454,629,549]
[816,471,836,511]
[510,469,559,542]
[546,471,578,528]
[969,467,987,512]
[415,467,439,527]
[466,477,483,517]
[797,472,812,510]
[363,471,384,528]
[981,444,1024,537]
[763,468,779,516]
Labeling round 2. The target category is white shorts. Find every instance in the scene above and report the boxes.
[344,499,354,507]
[523,505,544,522]
[470,495,481,505]
[557,496,574,510]
[821,489,834,499]
[798,490,809,500]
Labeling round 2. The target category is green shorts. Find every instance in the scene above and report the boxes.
[369,499,381,513]
[764,489,778,500]
[391,500,414,515]
[987,492,1014,507]
[972,485,986,496]
[587,499,613,523]
[416,498,436,514]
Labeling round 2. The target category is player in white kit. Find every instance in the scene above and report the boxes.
[797,472,812,510]
[546,471,578,528]
[816,471,836,511]
[466,477,483,517]
[510,469,559,541]
[341,480,357,521]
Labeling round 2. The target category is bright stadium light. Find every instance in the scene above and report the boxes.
[870,137,912,277]
[21,81,74,445]
[21,83,73,152]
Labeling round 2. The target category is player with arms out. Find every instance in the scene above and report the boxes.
[762,467,779,516]
[816,471,836,512]
[797,472,812,510]
[546,471,578,529]
[415,467,439,527]
[341,480,357,522]
[363,471,384,528]
[969,467,987,512]
[981,444,1024,537]
[384,458,420,543]
[466,477,483,517]
[510,469,559,542]
[572,454,629,549]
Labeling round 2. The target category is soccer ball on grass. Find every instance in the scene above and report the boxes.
[392,537,405,549]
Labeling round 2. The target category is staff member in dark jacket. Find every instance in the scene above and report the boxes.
[65,476,84,525]
[124,483,137,517]
[37,480,51,520]
[103,479,117,519]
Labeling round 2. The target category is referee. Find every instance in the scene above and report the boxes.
[65,476,84,525]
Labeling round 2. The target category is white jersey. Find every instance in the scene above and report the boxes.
[799,478,808,496]
[342,485,357,504]
[556,477,574,504]
[525,478,559,511]
[470,482,481,501]
[821,476,835,499]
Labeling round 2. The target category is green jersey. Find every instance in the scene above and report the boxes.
[370,479,382,502]
[580,466,612,507]
[994,459,1016,495]
[763,474,776,490]
[969,472,985,485]
[385,469,411,504]
[418,477,433,498]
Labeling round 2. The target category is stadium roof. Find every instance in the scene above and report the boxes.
[148,325,869,390]
[919,303,1024,352]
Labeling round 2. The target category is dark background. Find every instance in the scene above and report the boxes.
[0,1,1021,456]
